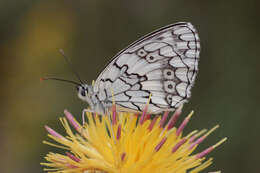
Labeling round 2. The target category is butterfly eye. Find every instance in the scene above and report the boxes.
[81,90,86,96]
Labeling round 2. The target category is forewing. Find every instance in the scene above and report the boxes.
[94,22,200,113]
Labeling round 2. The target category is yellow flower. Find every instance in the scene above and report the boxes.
[41,104,226,173]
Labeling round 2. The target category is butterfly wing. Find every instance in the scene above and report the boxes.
[93,22,200,113]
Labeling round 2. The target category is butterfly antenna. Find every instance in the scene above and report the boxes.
[59,49,84,84]
[40,77,81,86]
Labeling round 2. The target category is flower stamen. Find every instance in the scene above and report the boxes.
[159,111,169,128]
[189,125,219,150]
[196,137,227,159]
[66,152,81,162]
[167,105,183,130]
[139,93,152,125]
[42,109,227,173]
[176,110,193,136]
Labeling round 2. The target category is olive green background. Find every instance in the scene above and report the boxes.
[0,0,259,172]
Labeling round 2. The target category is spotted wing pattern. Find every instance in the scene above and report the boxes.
[93,22,200,113]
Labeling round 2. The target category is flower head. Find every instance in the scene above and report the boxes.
[41,104,226,173]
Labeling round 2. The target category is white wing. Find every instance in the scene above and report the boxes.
[93,22,200,113]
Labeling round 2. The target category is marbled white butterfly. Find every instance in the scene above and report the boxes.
[45,22,200,115]
[76,22,200,115]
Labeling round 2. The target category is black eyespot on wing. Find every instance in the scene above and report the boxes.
[168,84,173,89]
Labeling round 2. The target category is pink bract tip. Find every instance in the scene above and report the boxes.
[117,124,122,140]
[159,111,169,128]
[176,112,192,136]
[155,137,167,152]
[66,152,81,162]
[196,146,214,159]
[121,152,126,161]
[45,125,64,139]
[139,105,148,125]
[167,106,183,130]
[189,135,206,150]
[172,138,187,153]
[64,110,80,131]
[148,116,159,131]
[144,114,151,121]
[112,104,117,125]
[188,135,197,144]
[68,164,78,168]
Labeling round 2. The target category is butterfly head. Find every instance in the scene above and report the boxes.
[77,84,95,107]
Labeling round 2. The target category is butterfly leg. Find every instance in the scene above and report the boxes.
[82,108,95,125]
[104,109,117,142]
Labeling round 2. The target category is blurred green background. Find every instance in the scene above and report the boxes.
[0,0,259,172]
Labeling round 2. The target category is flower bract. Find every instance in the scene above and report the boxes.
[41,105,226,173]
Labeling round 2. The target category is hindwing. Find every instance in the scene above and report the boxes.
[93,22,200,113]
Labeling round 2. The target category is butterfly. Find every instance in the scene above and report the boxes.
[45,22,200,115]
[75,22,200,115]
